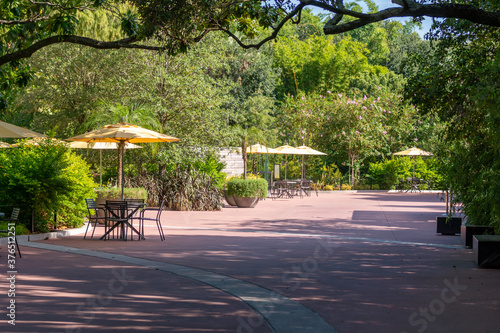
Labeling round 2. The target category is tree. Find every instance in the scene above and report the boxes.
[406,17,500,231]
[2,0,499,67]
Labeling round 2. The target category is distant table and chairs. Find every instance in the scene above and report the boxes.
[270,179,315,199]
[84,198,166,241]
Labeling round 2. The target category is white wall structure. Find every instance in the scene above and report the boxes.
[220,148,244,177]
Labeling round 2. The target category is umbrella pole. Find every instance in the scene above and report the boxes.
[100,150,103,187]
[413,156,415,178]
[302,155,305,180]
[118,141,125,200]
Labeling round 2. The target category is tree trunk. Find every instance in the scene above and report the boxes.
[242,139,247,179]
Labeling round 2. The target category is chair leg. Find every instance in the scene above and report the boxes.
[156,219,165,241]
[90,221,97,238]
[84,221,91,239]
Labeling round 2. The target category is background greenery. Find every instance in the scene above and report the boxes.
[1,2,499,231]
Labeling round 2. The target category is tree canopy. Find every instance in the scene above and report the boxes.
[2,0,500,67]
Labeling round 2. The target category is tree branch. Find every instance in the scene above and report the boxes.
[0,35,164,67]
[323,3,500,35]
[217,2,307,49]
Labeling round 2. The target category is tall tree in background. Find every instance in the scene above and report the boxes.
[407,13,500,230]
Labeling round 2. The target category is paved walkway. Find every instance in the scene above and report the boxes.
[2,191,500,333]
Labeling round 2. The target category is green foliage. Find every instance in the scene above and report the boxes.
[0,140,96,232]
[192,156,227,189]
[95,187,148,201]
[227,178,268,199]
[368,157,444,190]
[317,163,342,187]
[407,17,500,232]
[131,165,223,211]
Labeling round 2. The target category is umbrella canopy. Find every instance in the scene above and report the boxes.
[66,122,179,144]
[275,144,302,155]
[275,145,303,180]
[13,137,64,146]
[295,146,327,179]
[393,147,433,156]
[393,147,433,178]
[245,144,280,154]
[69,141,143,187]
[0,141,11,148]
[0,120,47,138]
[295,145,327,156]
[68,141,143,149]
[66,121,180,198]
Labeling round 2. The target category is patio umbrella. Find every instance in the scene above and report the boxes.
[69,141,143,187]
[295,145,327,179]
[393,147,433,177]
[275,145,302,180]
[66,121,180,199]
[0,120,47,138]
[243,144,280,180]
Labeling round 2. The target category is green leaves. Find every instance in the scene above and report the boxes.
[0,140,96,231]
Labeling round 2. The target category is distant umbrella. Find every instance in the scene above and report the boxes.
[69,141,143,187]
[275,145,302,180]
[295,145,327,179]
[393,147,433,178]
[0,120,47,138]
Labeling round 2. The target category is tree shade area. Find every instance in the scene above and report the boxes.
[0,1,499,231]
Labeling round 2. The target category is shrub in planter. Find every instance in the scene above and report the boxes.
[227,178,268,208]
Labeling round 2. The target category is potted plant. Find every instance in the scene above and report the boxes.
[436,189,462,235]
[227,178,268,208]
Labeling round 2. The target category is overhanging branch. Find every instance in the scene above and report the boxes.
[0,35,164,66]
[323,3,500,35]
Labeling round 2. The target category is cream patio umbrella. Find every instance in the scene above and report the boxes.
[393,147,433,178]
[243,144,280,179]
[69,141,143,187]
[0,120,47,138]
[66,121,180,199]
[275,145,302,180]
[295,145,327,179]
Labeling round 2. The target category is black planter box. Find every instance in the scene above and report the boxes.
[474,235,500,268]
[461,225,495,248]
[436,215,462,235]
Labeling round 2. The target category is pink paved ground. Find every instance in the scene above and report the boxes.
[1,191,500,333]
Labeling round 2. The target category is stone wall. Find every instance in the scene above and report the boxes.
[220,148,244,177]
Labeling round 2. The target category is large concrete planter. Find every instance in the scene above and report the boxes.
[461,225,495,248]
[233,196,260,208]
[474,235,500,268]
[436,215,462,235]
[223,190,237,206]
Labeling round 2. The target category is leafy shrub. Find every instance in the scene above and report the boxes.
[95,187,147,201]
[324,185,333,191]
[0,141,96,232]
[368,157,444,190]
[131,165,223,211]
[319,163,342,187]
[227,178,268,198]
[341,184,352,190]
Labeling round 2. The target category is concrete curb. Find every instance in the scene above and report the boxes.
[0,223,87,245]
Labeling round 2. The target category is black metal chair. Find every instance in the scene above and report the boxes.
[136,200,166,241]
[0,208,22,258]
[84,199,106,239]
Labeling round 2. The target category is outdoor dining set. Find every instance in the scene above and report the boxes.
[84,198,166,241]
[269,179,315,199]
